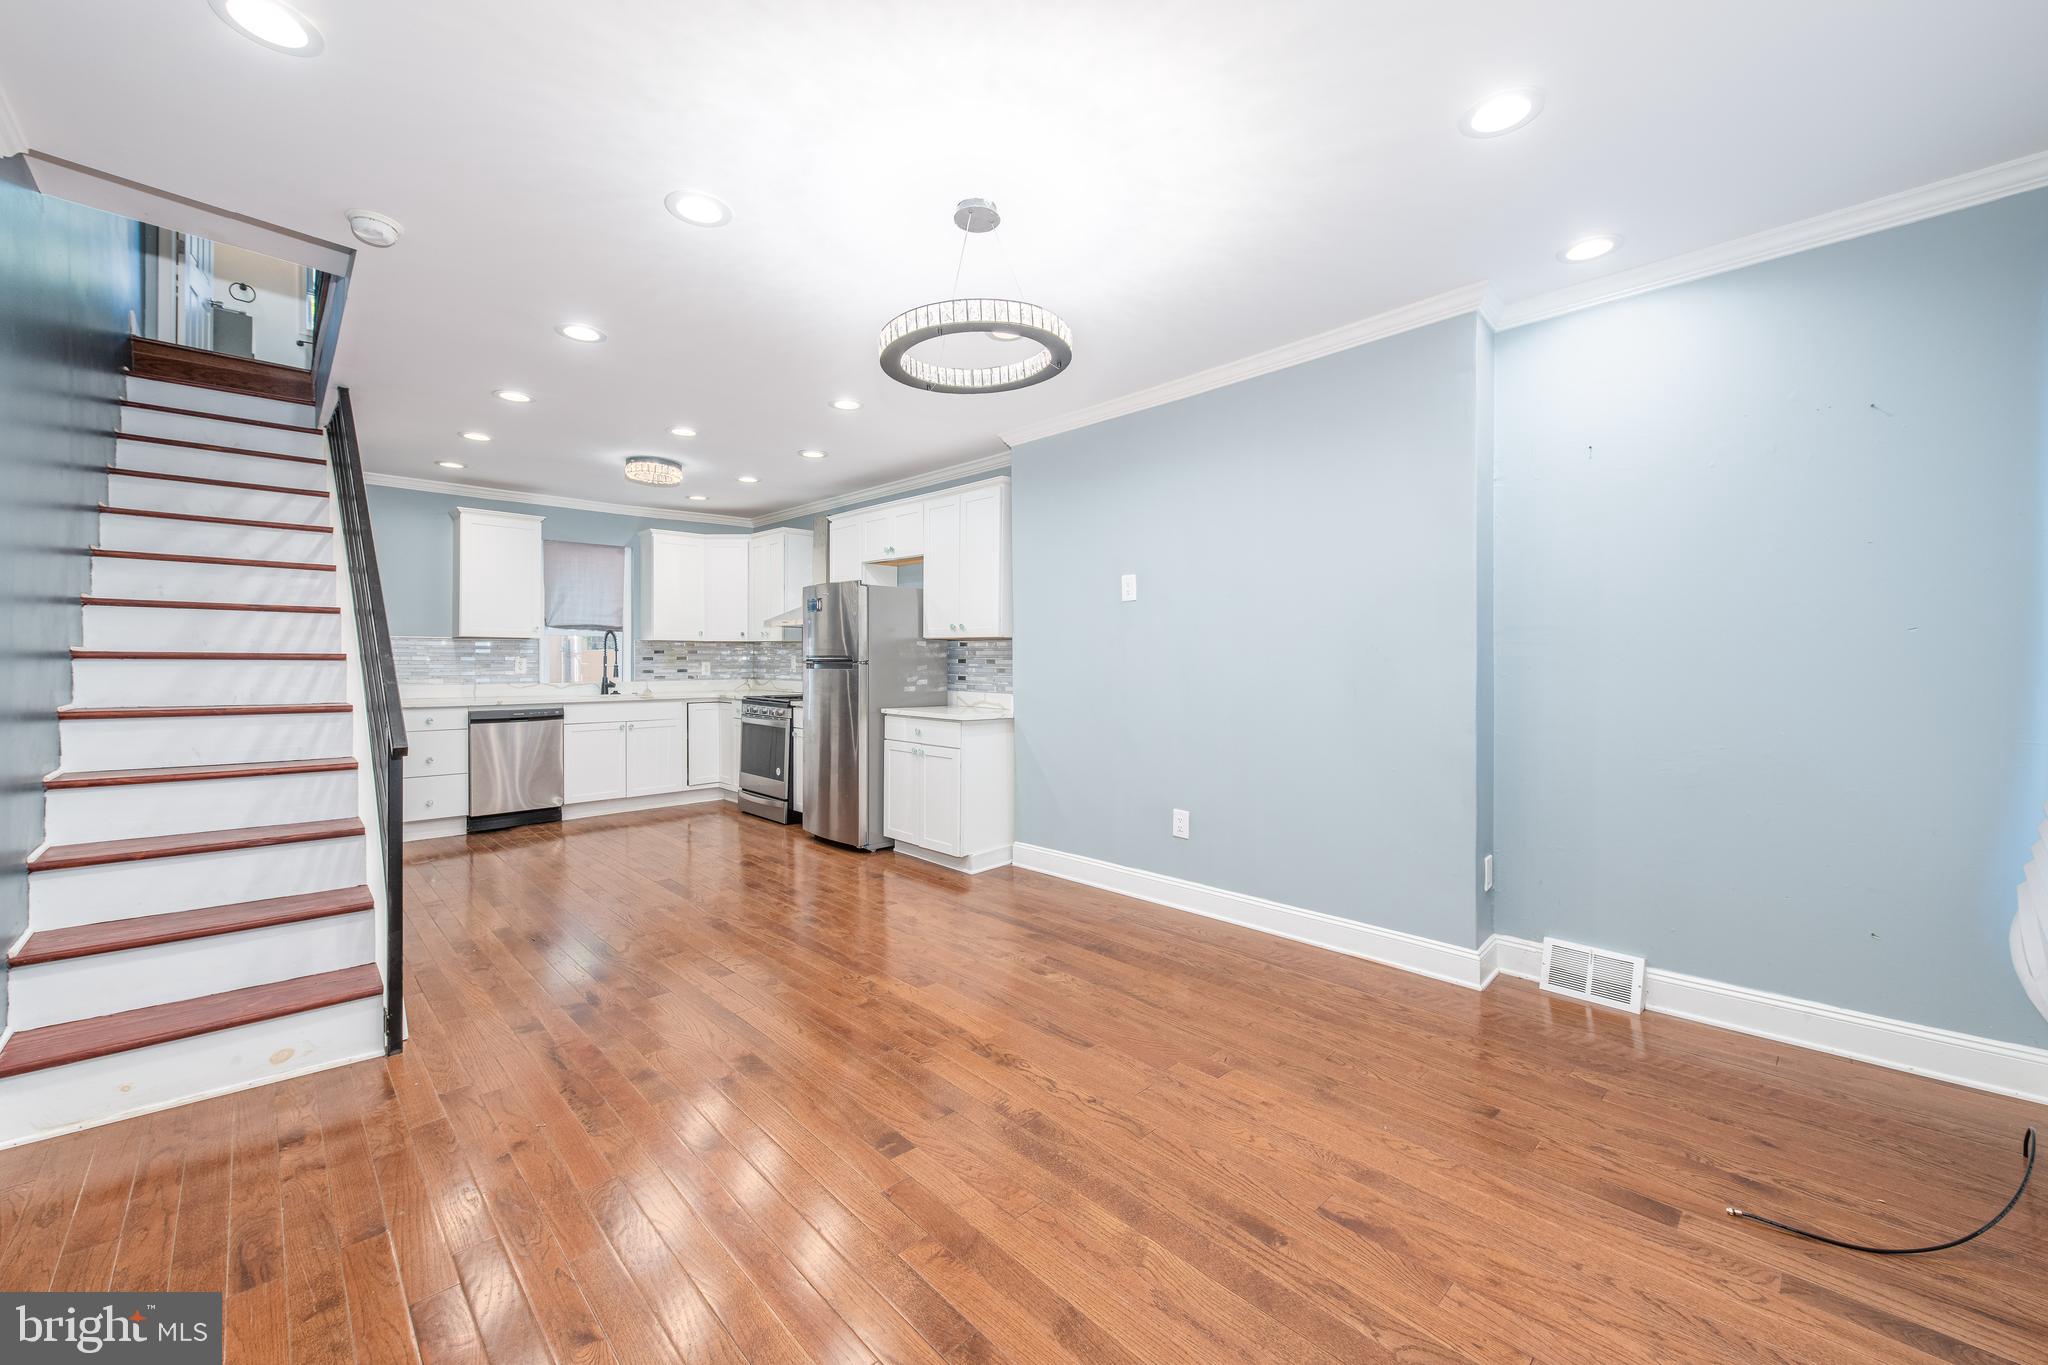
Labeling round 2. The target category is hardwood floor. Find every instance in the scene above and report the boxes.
[2,803,2043,1362]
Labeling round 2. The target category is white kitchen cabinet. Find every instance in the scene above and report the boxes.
[722,704,740,790]
[704,537,750,639]
[827,519,862,582]
[637,529,707,641]
[454,507,545,638]
[880,714,1013,870]
[749,528,815,634]
[686,701,728,787]
[791,721,804,814]
[923,480,1010,637]
[625,719,686,796]
[401,706,469,834]
[921,495,961,637]
[563,720,629,804]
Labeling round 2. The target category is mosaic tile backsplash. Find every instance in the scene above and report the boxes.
[397,635,1012,693]
[394,636,539,683]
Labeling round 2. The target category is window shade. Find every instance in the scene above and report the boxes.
[543,540,625,631]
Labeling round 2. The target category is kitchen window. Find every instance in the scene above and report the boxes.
[542,540,631,685]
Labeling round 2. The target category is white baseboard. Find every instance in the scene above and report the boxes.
[562,788,730,822]
[1011,843,1491,989]
[894,841,1014,875]
[1488,935,2048,1105]
[1011,843,2048,1104]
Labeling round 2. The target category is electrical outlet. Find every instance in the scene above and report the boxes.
[1121,573,1138,602]
[1483,853,1495,892]
[1172,808,1190,839]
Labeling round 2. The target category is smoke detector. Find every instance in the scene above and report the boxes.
[346,209,403,248]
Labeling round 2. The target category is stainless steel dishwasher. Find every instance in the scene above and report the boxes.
[467,706,565,832]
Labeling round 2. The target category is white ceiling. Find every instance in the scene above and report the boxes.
[5,1,2046,519]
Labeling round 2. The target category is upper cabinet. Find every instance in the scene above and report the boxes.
[826,476,1010,639]
[639,527,813,642]
[454,506,545,638]
[749,528,815,634]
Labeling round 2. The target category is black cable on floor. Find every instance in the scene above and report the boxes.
[1726,1128,2034,1256]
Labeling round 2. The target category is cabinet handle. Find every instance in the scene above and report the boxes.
[424,756,435,766]
[423,799,435,809]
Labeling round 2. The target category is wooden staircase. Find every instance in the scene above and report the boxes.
[1,343,388,1147]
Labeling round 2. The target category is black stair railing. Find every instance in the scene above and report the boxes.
[325,387,409,1054]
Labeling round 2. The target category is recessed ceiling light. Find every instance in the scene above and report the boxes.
[1560,235,1620,263]
[460,431,491,442]
[1460,88,1543,138]
[209,0,323,55]
[495,389,533,403]
[831,398,862,411]
[799,448,827,460]
[736,475,759,483]
[557,322,606,343]
[623,455,683,486]
[664,190,733,228]
[436,461,465,470]
[687,494,710,501]
[668,425,696,438]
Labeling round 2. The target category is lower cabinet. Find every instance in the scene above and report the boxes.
[564,715,686,803]
[402,707,469,828]
[880,715,1013,868]
[792,721,804,814]
[686,701,734,788]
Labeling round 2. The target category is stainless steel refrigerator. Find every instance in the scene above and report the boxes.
[802,582,946,849]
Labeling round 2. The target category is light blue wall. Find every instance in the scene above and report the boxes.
[366,485,747,637]
[1013,315,1494,947]
[1493,187,2048,1045]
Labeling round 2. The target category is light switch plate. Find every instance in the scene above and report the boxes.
[1121,573,1138,602]
[1483,853,1495,892]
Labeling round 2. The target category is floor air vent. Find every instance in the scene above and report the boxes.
[1540,937,1646,1013]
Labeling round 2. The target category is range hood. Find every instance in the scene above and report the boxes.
[763,606,804,630]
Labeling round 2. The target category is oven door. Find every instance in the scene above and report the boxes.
[738,710,792,800]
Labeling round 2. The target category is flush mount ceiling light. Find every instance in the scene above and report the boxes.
[460,431,491,442]
[668,425,696,438]
[208,0,323,55]
[345,209,402,248]
[798,448,827,460]
[494,389,532,403]
[1560,234,1621,263]
[623,455,683,486]
[1460,88,1544,137]
[436,460,465,470]
[557,322,605,343]
[879,198,1072,395]
[831,398,861,411]
[664,190,733,228]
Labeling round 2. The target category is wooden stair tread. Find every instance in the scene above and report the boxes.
[90,547,334,571]
[10,887,375,967]
[60,702,353,719]
[71,649,348,661]
[81,595,341,614]
[99,505,332,533]
[114,431,325,466]
[0,964,381,1078]
[46,757,358,789]
[127,340,315,405]
[107,465,330,496]
[119,397,322,435]
[27,817,365,873]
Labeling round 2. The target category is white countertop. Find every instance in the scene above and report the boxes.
[881,702,1014,722]
[401,680,800,709]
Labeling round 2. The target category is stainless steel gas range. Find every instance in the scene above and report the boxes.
[736,692,802,823]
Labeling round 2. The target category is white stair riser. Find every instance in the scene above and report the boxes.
[124,377,315,427]
[70,656,349,707]
[106,472,331,523]
[118,407,325,459]
[90,555,336,606]
[82,604,342,652]
[59,711,354,769]
[43,769,359,844]
[98,511,333,563]
[0,995,383,1148]
[7,912,377,1030]
[29,836,366,929]
[115,437,330,491]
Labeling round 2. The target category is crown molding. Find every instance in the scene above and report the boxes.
[999,282,1495,448]
[755,449,1013,525]
[363,473,754,527]
[0,79,26,159]
[1497,148,2048,329]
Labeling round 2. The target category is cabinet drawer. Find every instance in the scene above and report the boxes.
[404,772,468,822]
[404,706,468,734]
[403,726,468,778]
[884,714,962,748]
